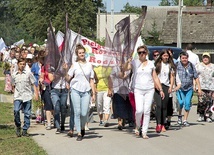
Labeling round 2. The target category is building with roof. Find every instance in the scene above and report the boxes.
[96,3,214,52]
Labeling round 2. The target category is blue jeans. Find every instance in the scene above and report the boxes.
[50,88,68,129]
[176,89,193,111]
[71,89,90,133]
[68,93,74,131]
[14,100,32,130]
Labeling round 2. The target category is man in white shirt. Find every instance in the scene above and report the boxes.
[177,44,199,66]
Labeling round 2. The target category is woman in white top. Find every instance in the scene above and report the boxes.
[66,44,95,141]
[124,45,164,139]
[154,50,175,133]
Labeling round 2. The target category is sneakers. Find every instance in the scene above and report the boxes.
[197,116,203,122]
[46,123,51,130]
[206,118,212,123]
[16,127,21,137]
[76,135,83,141]
[183,121,190,127]
[85,125,90,131]
[99,121,104,126]
[177,116,182,125]
[55,128,61,134]
[22,130,30,137]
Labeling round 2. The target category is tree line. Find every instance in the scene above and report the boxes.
[0,0,105,45]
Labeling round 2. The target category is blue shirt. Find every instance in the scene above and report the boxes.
[177,61,198,91]
[31,62,40,87]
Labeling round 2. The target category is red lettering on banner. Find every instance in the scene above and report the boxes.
[97,60,101,64]
[82,39,88,45]
[103,60,108,64]
[92,48,99,54]
[89,56,96,63]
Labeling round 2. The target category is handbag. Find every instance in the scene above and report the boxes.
[78,63,93,96]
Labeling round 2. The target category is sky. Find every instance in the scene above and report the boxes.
[102,0,162,12]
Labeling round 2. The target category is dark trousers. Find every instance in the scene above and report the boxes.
[154,84,169,125]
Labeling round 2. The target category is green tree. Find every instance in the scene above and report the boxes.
[121,3,142,14]
[159,0,205,6]
[144,20,163,46]
[0,0,104,45]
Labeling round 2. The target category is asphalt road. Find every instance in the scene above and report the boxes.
[30,105,214,155]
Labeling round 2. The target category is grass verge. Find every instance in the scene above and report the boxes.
[0,102,47,155]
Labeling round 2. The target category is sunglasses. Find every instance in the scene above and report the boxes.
[137,51,147,55]
[153,54,159,57]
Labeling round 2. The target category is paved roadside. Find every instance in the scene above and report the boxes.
[30,105,214,155]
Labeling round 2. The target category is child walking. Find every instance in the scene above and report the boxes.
[12,58,36,137]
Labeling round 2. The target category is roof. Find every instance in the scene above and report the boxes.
[161,11,214,44]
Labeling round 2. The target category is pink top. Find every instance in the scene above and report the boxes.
[41,65,51,84]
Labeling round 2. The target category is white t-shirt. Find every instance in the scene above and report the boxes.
[52,77,67,89]
[158,62,170,86]
[68,62,94,92]
[131,59,155,90]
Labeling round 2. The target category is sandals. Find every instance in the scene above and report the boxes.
[134,129,139,136]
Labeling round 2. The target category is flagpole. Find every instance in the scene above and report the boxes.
[111,0,114,38]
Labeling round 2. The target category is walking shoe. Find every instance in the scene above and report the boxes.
[206,118,212,123]
[177,116,182,125]
[104,121,109,127]
[165,121,171,130]
[76,135,83,141]
[183,121,190,127]
[156,124,162,133]
[16,127,21,137]
[99,121,104,126]
[67,130,73,137]
[22,130,30,137]
[55,128,61,134]
[197,114,204,122]
[46,125,51,130]
[85,125,90,131]
[118,125,123,130]
[61,125,65,132]
[81,129,85,137]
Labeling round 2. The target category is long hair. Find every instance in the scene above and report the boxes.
[155,50,176,75]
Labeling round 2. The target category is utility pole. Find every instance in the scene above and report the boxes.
[177,0,183,48]
[111,0,114,37]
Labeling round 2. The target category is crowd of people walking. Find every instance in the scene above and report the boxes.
[1,42,213,141]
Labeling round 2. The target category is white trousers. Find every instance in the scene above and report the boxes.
[96,91,111,114]
[134,88,155,135]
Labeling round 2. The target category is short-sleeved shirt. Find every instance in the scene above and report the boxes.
[131,59,155,90]
[12,70,36,102]
[177,61,198,91]
[94,66,112,91]
[68,62,94,92]
[31,62,41,86]
[196,62,214,91]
